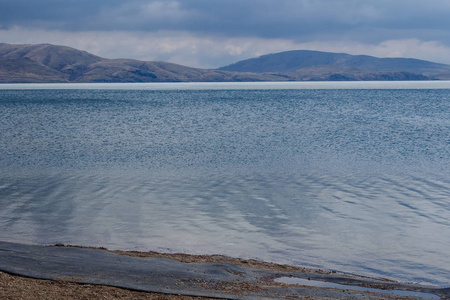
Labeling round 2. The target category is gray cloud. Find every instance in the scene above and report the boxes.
[0,1,106,28]
[1,0,450,67]
[2,0,450,42]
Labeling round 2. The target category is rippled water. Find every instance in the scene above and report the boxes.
[0,83,449,287]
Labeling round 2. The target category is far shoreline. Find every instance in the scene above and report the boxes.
[2,80,450,91]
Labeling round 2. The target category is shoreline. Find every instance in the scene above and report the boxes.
[65,244,335,275]
[1,241,447,299]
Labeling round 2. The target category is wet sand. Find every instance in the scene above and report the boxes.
[0,242,447,299]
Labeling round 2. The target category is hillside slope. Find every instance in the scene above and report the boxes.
[219,50,450,79]
[0,43,288,83]
[2,44,450,82]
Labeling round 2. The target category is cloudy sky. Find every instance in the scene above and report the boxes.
[1,0,450,68]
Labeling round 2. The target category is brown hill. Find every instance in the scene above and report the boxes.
[1,43,449,82]
[0,43,287,83]
[219,49,450,79]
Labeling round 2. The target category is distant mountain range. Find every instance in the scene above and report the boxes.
[0,43,279,83]
[1,43,450,83]
[219,50,450,81]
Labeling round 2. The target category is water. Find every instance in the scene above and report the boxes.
[274,277,440,299]
[0,82,449,287]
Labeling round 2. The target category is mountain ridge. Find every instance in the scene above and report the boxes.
[0,43,288,83]
[219,49,450,77]
[1,43,450,82]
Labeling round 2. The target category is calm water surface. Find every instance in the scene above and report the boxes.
[0,82,449,287]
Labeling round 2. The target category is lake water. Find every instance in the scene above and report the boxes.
[0,82,449,287]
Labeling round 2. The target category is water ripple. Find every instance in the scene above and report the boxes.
[0,87,449,287]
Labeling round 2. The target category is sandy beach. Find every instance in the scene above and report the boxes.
[0,270,218,300]
[0,249,315,300]
[0,244,323,300]
[1,242,447,300]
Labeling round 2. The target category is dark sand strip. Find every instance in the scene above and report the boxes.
[0,241,447,299]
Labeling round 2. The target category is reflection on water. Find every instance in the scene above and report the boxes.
[1,171,449,286]
[0,86,449,287]
[274,277,440,299]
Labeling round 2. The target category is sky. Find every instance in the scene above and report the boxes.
[1,0,450,68]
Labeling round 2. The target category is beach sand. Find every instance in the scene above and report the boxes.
[1,244,446,299]
[0,246,319,300]
[0,271,217,300]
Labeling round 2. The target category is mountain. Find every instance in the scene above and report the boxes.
[2,44,450,83]
[219,50,450,80]
[0,43,287,83]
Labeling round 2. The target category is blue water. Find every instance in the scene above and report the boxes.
[0,82,449,287]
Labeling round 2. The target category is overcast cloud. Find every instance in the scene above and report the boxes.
[1,0,450,68]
